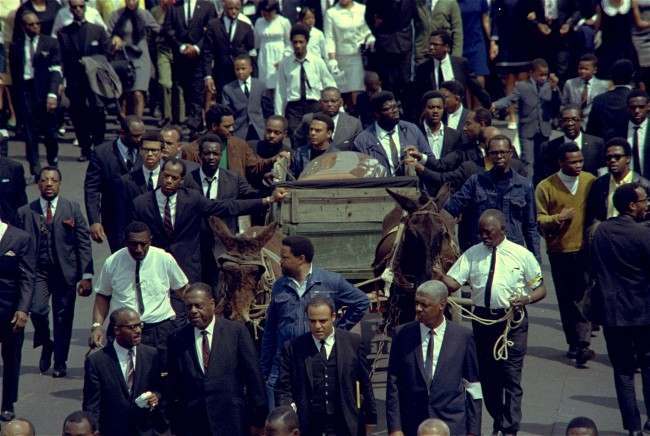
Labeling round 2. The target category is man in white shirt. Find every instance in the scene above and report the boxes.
[275,23,335,137]
[434,209,547,436]
[626,90,650,178]
[420,90,461,159]
[90,220,189,364]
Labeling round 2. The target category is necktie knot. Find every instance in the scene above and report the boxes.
[127,347,134,357]
[201,330,208,336]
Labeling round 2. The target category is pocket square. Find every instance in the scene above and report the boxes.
[3,251,15,257]
[63,218,76,228]
[90,40,99,46]
[0,179,9,183]
[41,51,49,56]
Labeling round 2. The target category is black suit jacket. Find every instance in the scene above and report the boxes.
[586,86,631,140]
[586,172,650,227]
[83,343,165,436]
[0,158,28,225]
[275,328,377,436]
[10,35,62,103]
[609,118,650,178]
[540,134,604,179]
[418,124,461,159]
[365,0,415,55]
[130,187,264,282]
[166,318,267,435]
[162,0,217,54]
[415,57,491,108]
[16,197,93,287]
[84,140,143,250]
[203,16,254,81]
[386,321,481,436]
[113,167,155,247]
[0,226,34,321]
[57,21,110,94]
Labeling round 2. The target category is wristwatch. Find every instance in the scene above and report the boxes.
[91,322,102,330]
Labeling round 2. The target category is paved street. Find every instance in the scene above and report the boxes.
[2,131,645,435]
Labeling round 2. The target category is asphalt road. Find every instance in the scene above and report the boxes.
[2,126,644,436]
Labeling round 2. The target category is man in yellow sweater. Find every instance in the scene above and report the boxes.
[535,142,595,368]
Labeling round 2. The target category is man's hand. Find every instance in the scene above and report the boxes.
[559,23,570,35]
[46,96,57,112]
[89,223,106,243]
[89,326,105,349]
[489,103,498,115]
[509,294,531,308]
[432,266,444,280]
[270,187,288,203]
[11,311,28,332]
[405,146,423,161]
[404,157,424,173]
[489,40,499,60]
[111,35,124,51]
[147,392,160,409]
[205,77,216,94]
[527,11,537,21]
[549,73,559,89]
[276,150,291,160]
[77,279,92,296]
[537,23,552,35]
[183,45,199,58]
[557,207,575,222]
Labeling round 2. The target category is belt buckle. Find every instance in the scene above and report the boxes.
[488,308,502,316]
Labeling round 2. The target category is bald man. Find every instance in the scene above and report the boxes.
[1,418,35,436]
[417,418,450,436]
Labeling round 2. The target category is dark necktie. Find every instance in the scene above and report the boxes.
[126,348,135,393]
[299,60,308,101]
[580,80,589,110]
[134,260,145,314]
[186,0,192,25]
[126,149,135,171]
[227,18,234,42]
[46,201,53,225]
[204,176,215,198]
[147,171,154,191]
[633,125,641,174]
[201,330,210,372]
[424,330,434,386]
[319,339,327,359]
[163,196,174,236]
[387,130,399,173]
[436,61,443,89]
[484,246,497,308]
[28,37,36,71]
[243,81,250,98]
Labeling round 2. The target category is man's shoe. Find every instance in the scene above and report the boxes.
[575,348,596,368]
[566,346,579,359]
[629,431,643,436]
[52,364,67,378]
[0,410,15,421]
[77,155,88,162]
[643,420,650,433]
[39,341,53,373]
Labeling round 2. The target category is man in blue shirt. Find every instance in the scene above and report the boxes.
[444,134,541,259]
[260,236,369,407]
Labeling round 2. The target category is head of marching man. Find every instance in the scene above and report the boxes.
[306,295,336,341]
[415,280,448,330]
[479,209,506,248]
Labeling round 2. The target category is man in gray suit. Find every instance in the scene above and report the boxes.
[293,87,363,149]
[561,54,609,126]
[17,167,93,378]
[222,55,266,141]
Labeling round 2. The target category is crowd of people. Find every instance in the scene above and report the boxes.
[0,0,649,434]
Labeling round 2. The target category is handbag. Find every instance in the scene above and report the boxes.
[111,47,136,90]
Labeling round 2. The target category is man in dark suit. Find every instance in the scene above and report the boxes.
[0,157,28,227]
[162,0,217,134]
[440,80,469,133]
[10,11,62,178]
[540,105,604,182]
[275,295,377,436]
[166,283,267,435]
[610,90,650,179]
[353,91,432,176]
[418,91,461,160]
[0,212,34,421]
[57,0,110,161]
[291,114,339,177]
[17,167,93,378]
[293,87,363,150]
[83,308,166,436]
[414,31,491,110]
[586,59,634,141]
[590,183,650,436]
[386,280,482,436]
[221,55,265,140]
[84,116,144,252]
[203,0,255,99]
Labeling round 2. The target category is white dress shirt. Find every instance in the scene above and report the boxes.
[434,54,455,86]
[23,36,39,80]
[155,190,177,226]
[39,195,59,218]
[627,118,648,171]
[239,77,252,96]
[200,168,220,199]
[557,171,579,195]
[424,122,445,159]
[544,0,558,19]
[0,220,7,242]
[287,265,313,298]
[95,246,188,323]
[419,318,446,381]
[331,113,340,136]
[223,15,237,41]
[447,238,543,309]
[114,341,137,382]
[143,165,160,190]
[446,107,463,131]
[563,132,583,149]
[194,316,215,372]
[375,122,401,172]
[312,330,335,359]
[274,52,336,114]
[116,138,136,166]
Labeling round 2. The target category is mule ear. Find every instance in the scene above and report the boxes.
[386,189,419,213]
[249,221,279,251]
[433,183,452,211]
[209,216,238,252]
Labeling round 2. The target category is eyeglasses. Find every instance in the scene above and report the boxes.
[117,322,144,330]
[606,154,626,161]
[636,197,649,204]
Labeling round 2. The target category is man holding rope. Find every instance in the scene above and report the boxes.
[433,209,546,436]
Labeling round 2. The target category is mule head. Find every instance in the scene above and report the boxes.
[209,217,278,258]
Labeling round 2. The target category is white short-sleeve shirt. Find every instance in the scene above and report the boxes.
[447,238,543,309]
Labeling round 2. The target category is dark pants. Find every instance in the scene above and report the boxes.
[309,411,349,436]
[522,132,548,184]
[286,99,319,146]
[14,80,59,174]
[173,55,204,133]
[30,264,76,368]
[369,49,412,105]
[66,85,105,158]
[141,318,175,370]
[603,325,650,431]
[473,308,528,434]
[0,319,24,411]
[548,251,591,348]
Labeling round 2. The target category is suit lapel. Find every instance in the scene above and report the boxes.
[412,324,428,387]
[430,323,452,388]
[132,344,146,398]
[304,337,316,390]
[149,191,166,233]
[206,318,223,376]
[113,141,129,174]
[106,344,131,399]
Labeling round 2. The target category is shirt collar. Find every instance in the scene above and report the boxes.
[630,118,648,131]
[155,189,177,202]
[239,77,250,87]
[288,264,313,289]
[39,196,59,211]
[557,170,578,184]
[294,53,311,64]
[564,132,582,145]
[196,316,216,336]
[113,340,136,358]
[419,317,446,338]
[200,168,219,182]
[610,170,634,185]
[0,220,7,241]
[143,164,160,177]
[312,329,335,348]
[116,138,132,160]
[435,54,450,66]
[376,122,397,138]
[425,121,444,136]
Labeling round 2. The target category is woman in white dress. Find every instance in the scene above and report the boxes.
[324,0,374,108]
[299,7,327,61]
[254,0,291,90]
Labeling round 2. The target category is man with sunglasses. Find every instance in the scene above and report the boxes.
[586,137,650,233]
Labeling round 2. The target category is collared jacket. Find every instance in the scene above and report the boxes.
[444,168,540,259]
[260,266,369,384]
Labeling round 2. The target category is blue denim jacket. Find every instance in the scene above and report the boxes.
[260,266,369,384]
[444,168,541,260]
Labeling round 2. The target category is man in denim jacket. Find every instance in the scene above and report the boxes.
[445,134,541,260]
[260,235,369,407]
